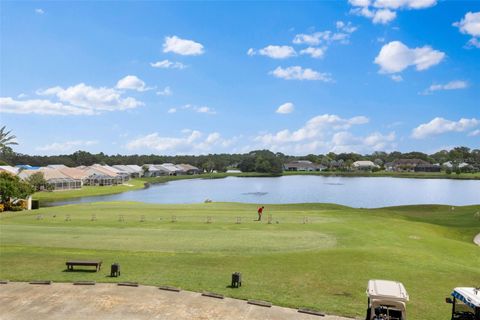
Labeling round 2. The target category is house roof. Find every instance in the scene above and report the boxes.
[157,163,183,172]
[81,166,118,177]
[353,161,378,167]
[126,165,142,172]
[56,167,89,179]
[176,164,200,171]
[367,280,409,302]
[19,168,77,181]
[112,165,133,173]
[0,165,19,175]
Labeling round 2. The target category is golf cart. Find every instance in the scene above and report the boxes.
[446,287,480,320]
[365,280,409,320]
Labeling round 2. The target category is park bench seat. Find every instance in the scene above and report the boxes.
[66,260,102,272]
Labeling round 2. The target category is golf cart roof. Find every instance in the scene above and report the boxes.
[452,288,480,308]
[367,280,409,302]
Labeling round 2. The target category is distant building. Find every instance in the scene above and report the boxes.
[112,165,143,178]
[47,164,90,185]
[176,164,201,175]
[284,160,326,172]
[19,167,82,190]
[385,159,430,172]
[143,164,169,177]
[0,165,19,175]
[352,161,379,171]
[79,165,125,186]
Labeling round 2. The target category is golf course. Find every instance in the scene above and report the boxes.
[1,201,478,320]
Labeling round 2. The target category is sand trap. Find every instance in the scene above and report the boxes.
[0,282,354,320]
[474,233,480,246]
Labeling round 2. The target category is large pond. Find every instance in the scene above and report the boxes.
[49,176,480,208]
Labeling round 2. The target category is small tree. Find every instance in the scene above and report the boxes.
[26,172,48,191]
[141,165,149,176]
[0,172,34,209]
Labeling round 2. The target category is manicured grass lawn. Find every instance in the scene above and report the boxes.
[1,202,479,319]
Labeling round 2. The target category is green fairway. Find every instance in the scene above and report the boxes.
[0,202,479,319]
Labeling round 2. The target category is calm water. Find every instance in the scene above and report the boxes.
[49,176,480,208]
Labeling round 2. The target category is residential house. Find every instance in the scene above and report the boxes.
[112,164,143,178]
[143,164,170,177]
[176,164,201,175]
[284,160,326,171]
[19,167,82,190]
[385,159,431,172]
[352,161,379,171]
[80,165,124,186]
[157,163,186,175]
[0,165,19,175]
[47,164,90,185]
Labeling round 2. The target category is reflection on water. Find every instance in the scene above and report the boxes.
[47,176,480,208]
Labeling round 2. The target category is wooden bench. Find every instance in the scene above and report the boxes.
[66,260,102,272]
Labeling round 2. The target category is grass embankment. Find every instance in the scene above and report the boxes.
[1,202,479,320]
[33,172,274,204]
[284,170,480,179]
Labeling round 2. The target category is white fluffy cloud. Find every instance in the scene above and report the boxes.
[276,102,295,114]
[163,36,204,56]
[373,0,437,9]
[168,104,216,115]
[468,129,480,137]
[421,80,468,95]
[253,114,394,154]
[255,45,296,59]
[300,47,327,59]
[412,117,480,139]
[372,9,397,24]
[0,97,95,115]
[0,78,145,116]
[390,74,403,82]
[35,8,44,14]
[256,114,369,145]
[125,130,233,154]
[150,59,187,69]
[350,0,436,24]
[36,83,143,111]
[157,86,173,96]
[374,41,445,74]
[36,140,98,152]
[330,131,396,153]
[116,75,150,92]
[453,12,480,48]
[271,66,332,81]
[293,22,357,46]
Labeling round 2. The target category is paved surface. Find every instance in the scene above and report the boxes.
[475,233,480,246]
[0,282,355,320]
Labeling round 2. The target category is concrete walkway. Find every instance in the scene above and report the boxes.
[0,282,355,320]
[475,233,480,246]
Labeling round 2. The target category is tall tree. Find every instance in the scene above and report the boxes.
[0,126,18,150]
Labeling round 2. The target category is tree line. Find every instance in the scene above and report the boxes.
[1,146,479,174]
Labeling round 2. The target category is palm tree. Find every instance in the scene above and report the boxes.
[0,126,18,149]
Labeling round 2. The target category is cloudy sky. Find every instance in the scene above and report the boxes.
[1,1,479,155]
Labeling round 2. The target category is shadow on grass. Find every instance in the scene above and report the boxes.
[62,269,98,273]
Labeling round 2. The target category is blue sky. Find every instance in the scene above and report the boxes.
[1,1,479,156]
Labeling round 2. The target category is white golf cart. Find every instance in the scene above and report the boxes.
[446,287,480,320]
[365,279,409,320]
